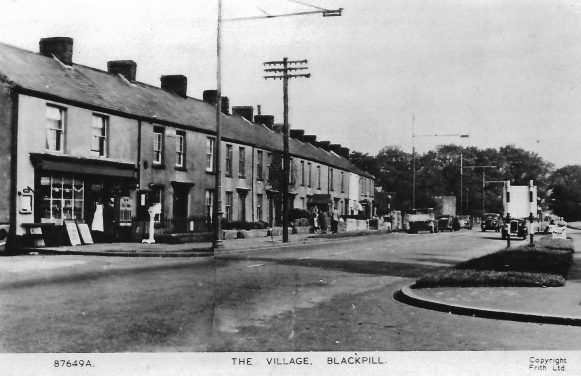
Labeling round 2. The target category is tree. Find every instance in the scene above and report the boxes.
[547,165,581,221]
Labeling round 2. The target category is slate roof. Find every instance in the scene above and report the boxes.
[0,41,373,178]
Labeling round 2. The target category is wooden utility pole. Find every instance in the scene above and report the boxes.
[213,0,224,250]
[264,58,310,242]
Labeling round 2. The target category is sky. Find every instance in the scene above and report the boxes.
[2,0,581,168]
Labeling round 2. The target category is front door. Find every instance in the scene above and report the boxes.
[173,186,189,232]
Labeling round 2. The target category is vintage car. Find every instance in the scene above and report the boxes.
[457,215,472,230]
[481,213,501,232]
[501,218,528,240]
[437,215,455,231]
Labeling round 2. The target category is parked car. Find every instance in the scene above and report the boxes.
[437,215,455,232]
[481,213,501,232]
[501,218,528,240]
[457,215,472,230]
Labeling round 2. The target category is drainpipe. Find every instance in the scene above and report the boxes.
[8,85,19,252]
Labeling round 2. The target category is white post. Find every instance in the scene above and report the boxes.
[143,203,161,244]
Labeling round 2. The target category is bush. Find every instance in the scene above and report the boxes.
[289,208,310,222]
[222,221,270,230]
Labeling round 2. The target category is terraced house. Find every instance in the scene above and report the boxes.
[0,37,374,250]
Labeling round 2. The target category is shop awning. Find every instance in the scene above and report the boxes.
[307,194,331,205]
[30,153,137,179]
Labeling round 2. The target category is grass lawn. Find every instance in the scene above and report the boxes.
[414,235,574,288]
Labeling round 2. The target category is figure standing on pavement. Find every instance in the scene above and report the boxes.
[312,206,319,233]
[331,206,340,234]
[318,209,328,234]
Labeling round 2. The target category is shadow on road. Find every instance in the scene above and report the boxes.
[218,256,445,278]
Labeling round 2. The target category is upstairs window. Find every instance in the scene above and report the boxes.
[341,171,345,193]
[257,150,264,180]
[225,144,233,176]
[46,105,65,152]
[317,165,321,189]
[91,114,108,157]
[239,147,246,178]
[329,168,334,191]
[206,138,215,172]
[301,161,305,186]
[308,163,312,187]
[175,131,185,168]
[153,127,164,165]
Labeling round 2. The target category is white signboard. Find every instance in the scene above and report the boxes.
[550,225,567,240]
[504,184,537,219]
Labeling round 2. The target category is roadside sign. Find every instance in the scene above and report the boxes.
[550,225,567,240]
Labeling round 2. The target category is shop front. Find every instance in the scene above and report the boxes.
[28,154,137,245]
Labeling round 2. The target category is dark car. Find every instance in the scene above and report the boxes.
[481,213,501,232]
[437,215,454,231]
[501,218,528,240]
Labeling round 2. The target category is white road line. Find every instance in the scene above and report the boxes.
[247,264,264,268]
[298,257,311,260]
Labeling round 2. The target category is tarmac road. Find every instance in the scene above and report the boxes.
[1,229,580,352]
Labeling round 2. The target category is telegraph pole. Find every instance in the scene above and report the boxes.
[264,58,310,242]
[213,0,224,250]
[462,165,496,214]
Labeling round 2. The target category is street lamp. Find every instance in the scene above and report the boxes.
[213,2,343,249]
[411,117,468,209]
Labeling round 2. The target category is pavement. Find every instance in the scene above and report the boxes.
[15,231,395,257]
[9,225,581,326]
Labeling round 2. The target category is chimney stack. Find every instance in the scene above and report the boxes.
[232,106,254,122]
[161,75,188,98]
[330,143,343,155]
[303,135,317,145]
[202,90,229,113]
[203,90,217,105]
[273,124,284,133]
[221,96,230,115]
[290,129,305,141]
[254,115,275,130]
[107,60,137,82]
[39,37,73,65]
[340,147,350,158]
[317,141,331,151]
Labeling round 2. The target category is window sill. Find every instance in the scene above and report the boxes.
[175,166,187,172]
[206,170,215,175]
[152,163,165,169]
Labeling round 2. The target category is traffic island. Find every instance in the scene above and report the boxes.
[395,235,581,325]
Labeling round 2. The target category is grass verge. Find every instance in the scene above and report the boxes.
[415,235,574,288]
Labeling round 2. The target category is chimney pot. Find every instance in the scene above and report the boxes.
[108,60,137,82]
[39,37,73,65]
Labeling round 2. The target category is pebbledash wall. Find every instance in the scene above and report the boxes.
[0,37,374,249]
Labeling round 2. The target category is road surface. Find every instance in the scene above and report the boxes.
[0,229,579,352]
